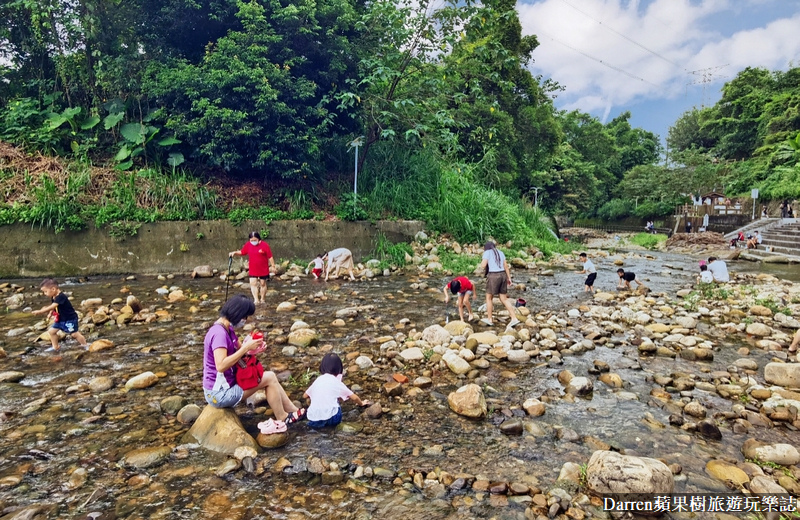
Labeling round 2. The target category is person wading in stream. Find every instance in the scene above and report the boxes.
[477,242,521,329]
[229,231,275,304]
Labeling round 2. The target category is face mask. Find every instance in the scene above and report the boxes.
[233,319,246,329]
[250,240,258,245]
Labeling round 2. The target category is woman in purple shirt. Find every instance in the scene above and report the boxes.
[203,295,303,424]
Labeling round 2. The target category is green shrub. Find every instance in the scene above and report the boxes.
[630,233,667,249]
[597,198,632,220]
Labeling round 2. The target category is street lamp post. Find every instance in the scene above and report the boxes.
[531,187,543,207]
[348,136,365,220]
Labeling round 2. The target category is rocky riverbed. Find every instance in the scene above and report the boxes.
[1,235,799,519]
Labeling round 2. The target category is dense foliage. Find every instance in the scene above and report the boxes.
[9,0,792,240]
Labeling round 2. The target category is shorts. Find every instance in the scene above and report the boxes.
[312,268,322,277]
[485,272,508,295]
[51,320,79,334]
[204,385,244,408]
[307,407,342,429]
[458,290,473,298]
[250,274,270,280]
[585,273,597,287]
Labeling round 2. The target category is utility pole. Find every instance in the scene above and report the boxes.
[686,65,728,107]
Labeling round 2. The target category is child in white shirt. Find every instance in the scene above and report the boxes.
[699,265,713,284]
[306,253,325,279]
[304,353,369,428]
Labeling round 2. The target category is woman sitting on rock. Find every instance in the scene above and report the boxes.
[202,294,304,429]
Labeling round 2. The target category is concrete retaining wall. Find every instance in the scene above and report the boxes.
[0,220,425,278]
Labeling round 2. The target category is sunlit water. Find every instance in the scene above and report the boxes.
[0,252,796,519]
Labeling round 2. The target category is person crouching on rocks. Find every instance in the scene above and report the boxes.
[443,276,476,322]
[202,295,304,431]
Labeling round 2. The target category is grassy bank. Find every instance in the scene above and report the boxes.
[0,142,569,255]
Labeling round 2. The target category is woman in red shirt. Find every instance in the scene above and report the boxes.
[229,232,276,304]
[443,276,476,322]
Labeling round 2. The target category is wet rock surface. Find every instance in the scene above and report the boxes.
[1,242,799,518]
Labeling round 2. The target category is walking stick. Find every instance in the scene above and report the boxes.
[225,256,233,302]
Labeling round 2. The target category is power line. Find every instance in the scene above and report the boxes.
[538,31,660,87]
[557,0,683,70]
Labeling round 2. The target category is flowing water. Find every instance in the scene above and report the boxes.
[0,252,796,519]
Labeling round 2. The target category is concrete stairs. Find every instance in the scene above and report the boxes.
[734,220,800,263]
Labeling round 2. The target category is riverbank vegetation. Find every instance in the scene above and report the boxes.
[1,0,797,240]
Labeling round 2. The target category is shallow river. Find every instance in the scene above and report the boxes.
[0,251,796,519]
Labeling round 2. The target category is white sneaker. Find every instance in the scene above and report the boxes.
[507,319,521,328]
[480,318,493,326]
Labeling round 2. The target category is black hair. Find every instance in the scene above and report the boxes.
[708,257,717,263]
[700,265,708,271]
[579,252,587,258]
[617,268,625,274]
[484,241,501,266]
[40,278,58,289]
[317,252,325,258]
[319,352,343,376]
[219,294,255,324]
[248,231,261,239]
[449,279,461,294]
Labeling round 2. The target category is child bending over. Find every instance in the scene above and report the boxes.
[306,253,325,279]
[443,276,476,322]
[304,353,370,429]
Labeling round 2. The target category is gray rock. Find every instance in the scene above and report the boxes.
[0,371,25,383]
[177,404,202,424]
[587,451,674,494]
[6,327,28,337]
[121,446,171,469]
[160,396,187,415]
[764,363,800,388]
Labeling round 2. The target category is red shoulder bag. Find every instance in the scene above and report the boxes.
[236,355,264,390]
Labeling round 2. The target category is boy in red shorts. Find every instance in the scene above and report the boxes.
[443,276,476,322]
[306,253,325,279]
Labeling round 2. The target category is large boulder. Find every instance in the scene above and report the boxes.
[705,460,749,486]
[422,324,452,346]
[442,351,471,375]
[566,376,593,396]
[192,265,214,278]
[586,451,674,495]
[183,406,260,455]
[287,328,319,347]
[741,439,800,466]
[121,446,172,469]
[447,384,487,418]
[465,332,499,351]
[0,371,25,383]
[4,294,24,309]
[444,320,471,336]
[764,363,800,388]
[746,323,772,337]
[125,372,158,390]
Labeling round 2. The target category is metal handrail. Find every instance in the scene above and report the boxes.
[570,223,673,237]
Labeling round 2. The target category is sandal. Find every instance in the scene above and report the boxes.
[257,419,287,435]
[284,408,306,426]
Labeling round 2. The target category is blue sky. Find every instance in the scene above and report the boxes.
[517,0,800,144]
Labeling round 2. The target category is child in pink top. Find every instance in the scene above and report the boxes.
[303,353,369,428]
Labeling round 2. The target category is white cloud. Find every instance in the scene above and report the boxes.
[518,0,800,119]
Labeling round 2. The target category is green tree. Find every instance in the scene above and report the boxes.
[148,0,359,177]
